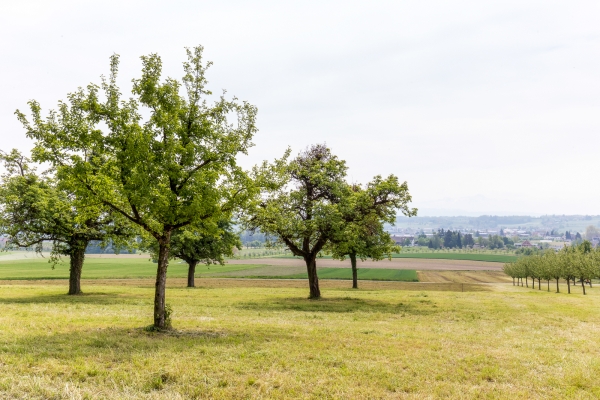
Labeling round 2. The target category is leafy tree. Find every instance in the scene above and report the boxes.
[585,225,600,241]
[0,150,133,294]
[247,144,414,298]
[328,181,415,289]
[463,233,474,247]
[246,144,347,298]
[17,47,257,329]
[144,219,241,287]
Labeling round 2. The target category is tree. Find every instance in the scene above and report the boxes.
[145,219,241,288]
[0,150,133,294]
[328,180,415,289]
[17,46,257,329]
[585,225,600,241]
[246,144,347,299]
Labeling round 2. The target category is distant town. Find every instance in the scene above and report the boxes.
[386,214,600,251]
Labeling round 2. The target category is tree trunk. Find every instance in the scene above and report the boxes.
[581,277,586,295]
[350,253,358,289]
[68,240,87,295]
[556,278,559,293]
[525,277,528,288]
[187,260,198,288]
[154,234,171,329]
[547,280,549,292]
[512,277,515,286]
[567,278,571,294]
[305,256,321,299]
[538,278,541,290]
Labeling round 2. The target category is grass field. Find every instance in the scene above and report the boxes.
[276,252,518,263]
[267,267,419,282]
[0,258,420,282]
[0,279,599,398]
[0,258,262,280]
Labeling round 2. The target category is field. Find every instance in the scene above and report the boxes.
[274,251,517,263]
[1,278,599,398]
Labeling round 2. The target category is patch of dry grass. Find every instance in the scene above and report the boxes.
[0,280,598,398]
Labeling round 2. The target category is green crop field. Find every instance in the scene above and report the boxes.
[0,280,599,398]
[255,267,419,282]
[0,258,261,280]
[276,252,518,263]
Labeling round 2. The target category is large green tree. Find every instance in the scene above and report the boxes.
[246,144,348,298]
[0,150,133,294]
[328,178,416,289]
[17,46,257,329]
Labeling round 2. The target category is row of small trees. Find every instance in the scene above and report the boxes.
[503,242,600,295]
[0,46,415,329]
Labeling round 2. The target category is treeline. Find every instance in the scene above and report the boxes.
[503,241,600,294]
[416,229,513,250]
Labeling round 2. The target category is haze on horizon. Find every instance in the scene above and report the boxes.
[1,0,598,216]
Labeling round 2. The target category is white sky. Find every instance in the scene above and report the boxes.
[1,0,599,216]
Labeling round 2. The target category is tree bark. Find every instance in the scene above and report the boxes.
[538,278,541,290]
[556,278,559,293]
[567,278,571,294]
[350,253,358,289]
[581,277,586,295]
[525,277,528,288]
[68,240,88,295]
[154,233,171,329]
[305,256,321,299]
[547,280,549,292]
[187,260,198,288]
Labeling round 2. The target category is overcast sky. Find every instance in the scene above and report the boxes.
[1,1,599,216]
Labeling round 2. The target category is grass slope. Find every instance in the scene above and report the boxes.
[0,282,598,398]
[0,258,261,280]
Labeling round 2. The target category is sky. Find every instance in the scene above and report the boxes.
[1,0,599,216]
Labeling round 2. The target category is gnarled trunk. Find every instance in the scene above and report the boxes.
[68,238,88,295]
[154,233,171,329]
[187,260,198,288]
[305,256,320,299]
[350,253,358,289]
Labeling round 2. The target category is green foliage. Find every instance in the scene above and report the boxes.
[503,242,600,294]
[16,46,257,326]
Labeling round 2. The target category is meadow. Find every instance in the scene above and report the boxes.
[1,278,599,398]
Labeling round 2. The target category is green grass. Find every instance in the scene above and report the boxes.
[257,268,419,282]
[0,281,599,398]
[277,252,517,263]
[0,258,262,280]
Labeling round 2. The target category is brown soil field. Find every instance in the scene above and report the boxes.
[0,278,491,292]
[227,257,504,271]
[417,270,512,283]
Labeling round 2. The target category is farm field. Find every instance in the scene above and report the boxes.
[0,279,599,398]
[211,266,419,282]
[228,257,505,271]
[272,252,517,263]
[0,257,262,280]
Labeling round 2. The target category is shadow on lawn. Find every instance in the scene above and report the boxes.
[7,326,236,364]
[0,292,133,305]
[237,296,439,315]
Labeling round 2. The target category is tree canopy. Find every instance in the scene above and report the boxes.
[16,46,257,329]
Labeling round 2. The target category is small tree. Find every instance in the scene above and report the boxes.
[17,46,256,329]
[328,179,415,289]
[0,150,133,294]
[246,144,349,299]
[145,219,241,288]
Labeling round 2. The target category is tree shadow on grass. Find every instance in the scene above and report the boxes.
[6,326,238,365]
[237,296,439,316]
[0,292,133,305]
